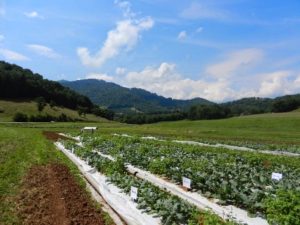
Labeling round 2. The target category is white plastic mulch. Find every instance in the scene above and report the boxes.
[55,142,161,225]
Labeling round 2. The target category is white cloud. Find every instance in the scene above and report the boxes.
[180,2,228,20]
[177,31,187,41]
[123,62,235,101]
[206,48,264,78]
[256,71,292,97]
[116,67,127,75]
[114,0,135,18]
[24,11,43,19]
[27,44,60,58]
[86,73,114,81]
[196,27,204,33]
[0,48,29,61]
[78,47,300,102]
[77,2,154,67]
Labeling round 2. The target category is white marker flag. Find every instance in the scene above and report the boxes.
[272,172,283,181]
[182,177,191,189]
[131,186,138,200]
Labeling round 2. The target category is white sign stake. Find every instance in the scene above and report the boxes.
[130,186,138,201]
[272,172,283,181]
[182,177,191,189]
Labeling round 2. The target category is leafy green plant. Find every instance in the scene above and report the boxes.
[62,140,235,225]
[264,189,300,225]
[81,134,300,219]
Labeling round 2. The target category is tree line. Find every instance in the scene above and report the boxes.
[0,61,115,121]
[119,95,300,124]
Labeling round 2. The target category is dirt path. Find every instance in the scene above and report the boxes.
[18,163,106,225]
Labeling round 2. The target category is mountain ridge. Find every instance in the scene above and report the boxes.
[60,79,300,115]
[60,79,213,113]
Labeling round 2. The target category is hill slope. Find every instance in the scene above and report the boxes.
[222,97,273,115]
[0,61,94,110]
[60,79,212,113]
[0,99,106,122]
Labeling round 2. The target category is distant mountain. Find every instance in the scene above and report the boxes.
[60,79,212,113]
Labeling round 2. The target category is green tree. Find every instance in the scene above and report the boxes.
[36,97,47,112]
[49,100,56,109]
[78,106,88,117]
[13,112,28,122]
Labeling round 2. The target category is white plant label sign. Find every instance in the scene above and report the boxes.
[130,186,138,200]
[182,177,191,189]
[272,172,283,181]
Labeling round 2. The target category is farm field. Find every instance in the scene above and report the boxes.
[61,133,300,225]
[115,111,300,151]
[1,111,300,224]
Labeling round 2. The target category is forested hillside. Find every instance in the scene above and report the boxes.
[60,79,212,113]
[0,61,94,110]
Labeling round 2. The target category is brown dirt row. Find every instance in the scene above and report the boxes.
[42,131,72,142]
[17,163,107,225]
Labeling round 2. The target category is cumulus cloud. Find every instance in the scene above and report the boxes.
[27,44,60,58]
[24,11,43,19]
[79,48,300,102]
[0,48,29,61]
[86,73,114,81]
[114,0,135,18]
[256,71,292,97]
[77,1,154,67]
[122,62,234,101]
[177,31,187,41]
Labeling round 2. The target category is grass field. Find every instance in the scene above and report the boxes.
[0,125,103,224]
[96,111,300,147]
[2,110,300,146]
[0,99,107,122]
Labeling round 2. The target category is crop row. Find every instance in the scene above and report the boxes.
[78,134,300,224]
[113,133,300,154]
[63,140,235,225]
[172,137,300,154]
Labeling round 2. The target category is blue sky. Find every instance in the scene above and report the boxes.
[1,0,300,102]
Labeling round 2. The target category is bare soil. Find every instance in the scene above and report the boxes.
[42,131,72,142]
[17,163,106,225]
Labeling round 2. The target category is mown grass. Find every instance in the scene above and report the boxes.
[2,110,300,147]
[98,111,300,146]
[0,99,107,122]
[0,126,94,224]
